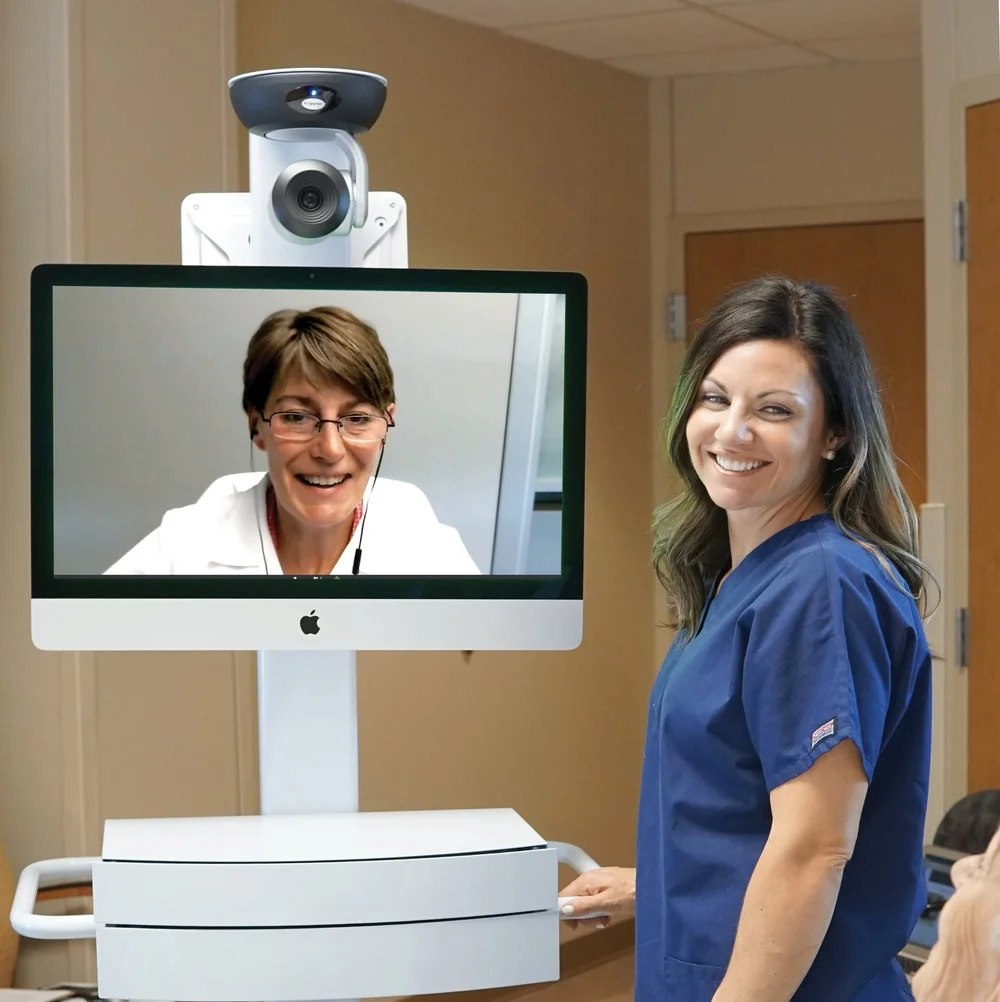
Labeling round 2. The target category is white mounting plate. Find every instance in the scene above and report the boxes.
[181,190,408,268]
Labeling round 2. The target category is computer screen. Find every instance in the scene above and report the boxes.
[31,264,586,652]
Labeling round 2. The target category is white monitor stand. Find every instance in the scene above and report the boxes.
[258,649,359,814]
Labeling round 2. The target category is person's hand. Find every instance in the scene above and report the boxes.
[558,866,636,931]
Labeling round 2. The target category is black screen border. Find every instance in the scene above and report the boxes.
[31,263,587,601]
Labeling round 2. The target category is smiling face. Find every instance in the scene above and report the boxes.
[252,369,395,537]
[685,339,841,521]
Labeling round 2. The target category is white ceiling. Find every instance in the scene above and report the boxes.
[396,0,922,77]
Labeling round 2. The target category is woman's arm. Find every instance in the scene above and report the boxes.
[711,739,869,1002]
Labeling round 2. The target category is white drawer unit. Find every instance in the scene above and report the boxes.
[97,914,558,1001]
[14,808,572,1002]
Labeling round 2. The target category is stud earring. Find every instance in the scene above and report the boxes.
[823,449,836,461]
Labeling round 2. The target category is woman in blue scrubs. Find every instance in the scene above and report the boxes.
[561,277,932,1002]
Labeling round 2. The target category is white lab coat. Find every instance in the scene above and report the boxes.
[105,472,482,575]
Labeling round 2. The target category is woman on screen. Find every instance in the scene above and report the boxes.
[105,305,480,576]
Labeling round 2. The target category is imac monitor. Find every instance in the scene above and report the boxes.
[31,265,586,652]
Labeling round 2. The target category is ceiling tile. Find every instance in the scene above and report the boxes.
[612,43,827,77]
[721,0,920,42]
[808,31,921,61]
[507,0,685,27]
[395,0,684,30]
[507,7,774,60]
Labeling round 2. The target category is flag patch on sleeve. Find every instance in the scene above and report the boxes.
[810,717,837,750]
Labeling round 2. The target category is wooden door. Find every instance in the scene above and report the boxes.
[965,100,1000,793]
[685,221,927,509]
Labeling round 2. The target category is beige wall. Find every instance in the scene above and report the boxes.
[1,0,652,989]
[1,3,73,986]
[670,60,923,217]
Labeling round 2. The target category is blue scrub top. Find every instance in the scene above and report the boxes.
[635,514,931,1002]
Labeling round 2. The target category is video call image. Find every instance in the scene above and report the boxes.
[50,285,566,578]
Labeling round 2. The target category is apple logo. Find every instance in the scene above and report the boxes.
[299,610,320,635]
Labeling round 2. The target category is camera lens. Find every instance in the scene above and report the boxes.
[297,187,323,213]
[272,160,351,238]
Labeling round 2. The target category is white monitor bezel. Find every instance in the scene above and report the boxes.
[31,264,587,652]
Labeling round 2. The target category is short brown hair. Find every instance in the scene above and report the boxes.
[242,305,395,416]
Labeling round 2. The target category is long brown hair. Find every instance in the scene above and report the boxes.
[651,276,932,637]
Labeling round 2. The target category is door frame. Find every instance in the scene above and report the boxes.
[940,71,1000,821]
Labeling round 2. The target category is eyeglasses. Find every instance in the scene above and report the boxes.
[262,410,395,443]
